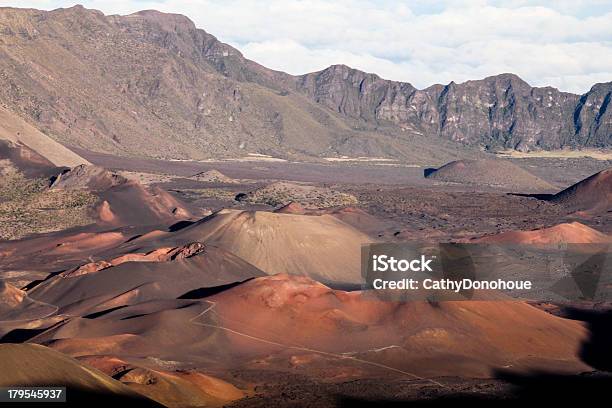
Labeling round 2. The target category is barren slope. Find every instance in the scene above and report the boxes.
[0,106,88,167]
[0,6,482,164]
[425,159,555,191]
[159,209,372,283]
[550,168,612,213]
[25,274,589,380]
[0,344,160,405]
[25,244,264,316]
[473,222,611,244]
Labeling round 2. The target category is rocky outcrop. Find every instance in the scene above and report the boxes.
[298,66,608,151]
[62,242,207,278]
[573,83,612,147]
[50,165,128,191]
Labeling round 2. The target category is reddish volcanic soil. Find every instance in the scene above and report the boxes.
[274,201,306,214]
[24,245,264,316]
[50,164,194,226]
[205,274,588,377]
[1,153,610,406]
[473,222,611,244]
[550,168,612,213]
[0,344,159,406]
[60,242,207,278]
[77,355,246,407]
[22,274,589,383]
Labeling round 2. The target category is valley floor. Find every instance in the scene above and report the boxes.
[1,148,610,407]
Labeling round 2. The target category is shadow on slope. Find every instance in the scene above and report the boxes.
[337,372,612,407]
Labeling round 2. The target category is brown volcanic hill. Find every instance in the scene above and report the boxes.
[0,230,130,276]
[550,168,612,213]
[473,222,611,244]
[163,209,372,283]
[60,242,207,278]
[51,164,128,191]
[425,159,555,191]
[79,356,245,407]
[0,153,98,240]
[274,201,307,214]
[204,274,588,376]
[0,159,191,240]
[50,164,193,226]
[30,274,588,379]
[0,281,57,321]
[0,344,160,405]
[25,243,264,316]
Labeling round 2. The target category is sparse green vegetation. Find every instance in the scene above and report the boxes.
[173,188,239,201]
[0,169,98,240]
[241,182,358,208]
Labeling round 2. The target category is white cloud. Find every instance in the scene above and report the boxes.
[0,0,611,93]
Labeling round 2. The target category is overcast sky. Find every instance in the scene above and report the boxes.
[1,1,611,93]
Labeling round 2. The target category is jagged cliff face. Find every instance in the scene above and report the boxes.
[297,64,418,124]
[428,75,579,150]
[0,5,609,161]
[298,65,607,151]
[574,83,612,147]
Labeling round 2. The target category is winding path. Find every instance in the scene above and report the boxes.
[189,300,448,389]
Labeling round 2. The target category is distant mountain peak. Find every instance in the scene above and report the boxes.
[127,9,197,31]
[0,5,608,160]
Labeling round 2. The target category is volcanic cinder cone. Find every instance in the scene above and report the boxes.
[550,168,612,213]
[425,159,555,191]
[474,222,611,244]
[79,355,245,407]
[159,209,373,283]
[26,243,265,316]
[191,169,238,183]
[50,164,193,226]
[33,274,588,379]
[274,201,306,214]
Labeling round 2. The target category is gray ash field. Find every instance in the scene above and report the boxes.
[82,150,611,239]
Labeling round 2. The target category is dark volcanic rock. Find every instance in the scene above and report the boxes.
[298,67,610,151]
[573,83,612,148]
[550,168,612,213]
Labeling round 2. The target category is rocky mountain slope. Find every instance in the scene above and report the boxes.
[0,106,88,167]
[298,65,610,150]
[0,5,609,162]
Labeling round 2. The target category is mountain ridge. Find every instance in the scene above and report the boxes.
[0,5,609,162]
